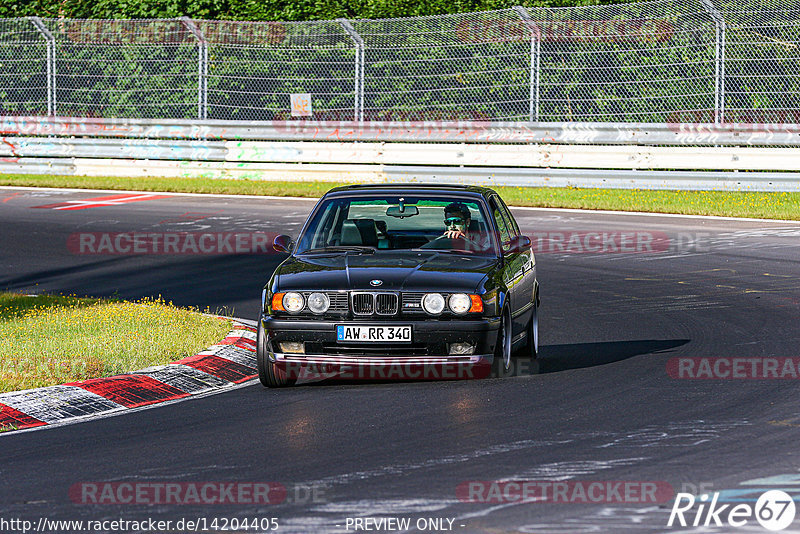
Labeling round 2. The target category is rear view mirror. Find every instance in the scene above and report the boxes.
[386,205,419,218]
[273,235,293,253]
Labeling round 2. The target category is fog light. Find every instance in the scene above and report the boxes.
[278,341,305,354]
[448,342,475,355]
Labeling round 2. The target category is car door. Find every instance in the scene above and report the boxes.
[489,195,526,337]
[497,195,535,328]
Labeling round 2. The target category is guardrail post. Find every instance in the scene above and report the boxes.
[180,17,208,120]
[513,7,541,122]
[29,17,56,117]
[338,19,365,122]
[700,0,726,124]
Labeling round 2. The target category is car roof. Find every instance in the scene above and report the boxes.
[323,183,498,198]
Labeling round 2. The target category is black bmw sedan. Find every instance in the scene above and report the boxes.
[257,184,539,387]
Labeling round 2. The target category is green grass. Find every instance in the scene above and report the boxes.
[1,173,799,220]
[0,173,338,198]
[494,186,800,220]
[0,293,232,394]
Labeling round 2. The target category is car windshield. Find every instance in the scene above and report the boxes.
[294,195,498,256]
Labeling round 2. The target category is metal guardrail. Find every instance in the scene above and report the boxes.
[3,136,800,172]
[2,116,800,191]
[2,158,798,192]
[4,116,800,146]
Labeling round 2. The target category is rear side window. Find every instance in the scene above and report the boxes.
[495,195,520,237]
[491,198,513,251]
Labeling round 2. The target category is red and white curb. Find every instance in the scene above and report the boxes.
[0,321,258,433]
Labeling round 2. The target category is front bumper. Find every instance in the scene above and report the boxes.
[261,315,499,368]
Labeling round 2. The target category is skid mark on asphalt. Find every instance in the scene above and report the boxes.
[1,191,23,203]
[157,211,224,225]
[298,439,572,489]
[317,499,457,515]
[300,423,750,530]
[31,193,172,211]
[497,458,648,482]
[586,267,800,313]
[595,420,750,449]
[512,506,674,533]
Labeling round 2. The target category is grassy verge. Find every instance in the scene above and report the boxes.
[1,173,799,220]
[0,293,232,394]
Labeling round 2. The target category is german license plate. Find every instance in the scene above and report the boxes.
[337,325,411,342]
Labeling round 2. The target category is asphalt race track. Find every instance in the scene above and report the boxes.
[1,187,800,533]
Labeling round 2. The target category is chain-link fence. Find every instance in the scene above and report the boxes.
[1,0,798,123]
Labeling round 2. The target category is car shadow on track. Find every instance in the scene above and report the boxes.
[533,339,690,374]
[292,339,691,385]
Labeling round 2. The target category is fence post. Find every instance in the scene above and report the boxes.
[338,19,364,122]
[180,17,208,120]
[700,0,726,124]
[29,17,56,117]
[513,7,541,122]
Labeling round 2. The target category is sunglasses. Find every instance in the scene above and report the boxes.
[444,217,466,226]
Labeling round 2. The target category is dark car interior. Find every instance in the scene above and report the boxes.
[296,197,496,255]
[337,217,487,251]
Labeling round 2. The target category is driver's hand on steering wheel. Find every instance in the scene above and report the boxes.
[443,229,466,239]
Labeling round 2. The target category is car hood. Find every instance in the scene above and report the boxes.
[274,251,496,293]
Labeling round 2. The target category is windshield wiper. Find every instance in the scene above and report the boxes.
[300,246,376,255]
[412,248,476,255]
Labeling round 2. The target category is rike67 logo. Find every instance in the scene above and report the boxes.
[668,490,796,531]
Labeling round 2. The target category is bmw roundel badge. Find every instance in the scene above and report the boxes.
[370,279,383,287]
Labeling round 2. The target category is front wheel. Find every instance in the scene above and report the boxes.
[492,307,512,378]
[257,320,296,388]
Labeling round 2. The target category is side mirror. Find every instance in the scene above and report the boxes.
[508,235,532,253]
[273,235,293,254]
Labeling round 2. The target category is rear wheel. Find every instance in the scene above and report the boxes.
[523,302,539,359]
[257,320,296,388]
[514,286,539,360]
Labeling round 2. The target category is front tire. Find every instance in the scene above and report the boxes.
[257,319,296,388]
[492,307,512,377]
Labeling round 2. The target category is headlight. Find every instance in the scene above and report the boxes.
[422,293,445,315]
[283,292,304,313]
[448,293,471,315]
[307,292,330,314]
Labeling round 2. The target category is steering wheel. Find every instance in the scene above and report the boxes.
[421,235,469,250]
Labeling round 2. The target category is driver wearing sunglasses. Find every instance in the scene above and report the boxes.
[442,202,474,240]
